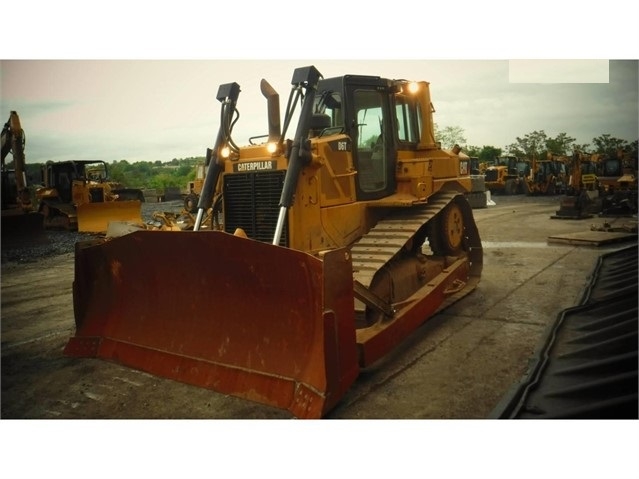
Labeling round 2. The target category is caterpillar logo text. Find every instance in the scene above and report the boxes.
[233,161,276,172]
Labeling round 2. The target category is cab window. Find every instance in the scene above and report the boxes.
[395,95,418,143]
[354,90,387,193]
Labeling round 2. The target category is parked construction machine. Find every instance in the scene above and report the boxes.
[170,161,215,230]
[525,153,567,195]
[484,155,529,195]
[552,151,601,219]
[183,162,206,213]
[64,66,483,418]
[137,162,214,232]
[567,152,599,194]
[469,156,490,176]
[459,152,488,208]
[551,151,599,219]
[36,160,143,232]
[598,150,638,216]
[1,111,45,243]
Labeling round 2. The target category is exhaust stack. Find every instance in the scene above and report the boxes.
[260,79,281,143]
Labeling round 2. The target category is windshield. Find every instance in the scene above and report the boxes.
[83,162,108,181]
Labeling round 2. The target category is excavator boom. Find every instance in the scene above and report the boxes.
[1,111,45,245]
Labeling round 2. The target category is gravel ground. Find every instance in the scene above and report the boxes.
[1,199,185,265]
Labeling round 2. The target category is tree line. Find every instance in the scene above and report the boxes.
[435,125,639,163]
[11,129,638,190]
[107,157,202,190]
[16,156,204,191]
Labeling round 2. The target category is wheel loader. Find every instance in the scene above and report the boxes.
[64,66,483,418]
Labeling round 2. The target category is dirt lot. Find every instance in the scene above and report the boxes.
[2,195,636,422]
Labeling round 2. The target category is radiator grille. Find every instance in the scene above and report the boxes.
[223,170,288,246]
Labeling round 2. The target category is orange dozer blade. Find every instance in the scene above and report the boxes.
[64,231,360,418]
[76,200,142,233]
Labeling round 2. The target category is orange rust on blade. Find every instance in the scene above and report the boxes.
[66,230,359,418]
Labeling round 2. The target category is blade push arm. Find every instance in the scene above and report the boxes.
[194,83,241,231]
[272,65,322,245]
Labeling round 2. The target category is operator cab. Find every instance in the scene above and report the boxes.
[315,75,423,201]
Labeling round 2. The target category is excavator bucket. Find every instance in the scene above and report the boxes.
[64,230,360,418]
[76,200,143,233]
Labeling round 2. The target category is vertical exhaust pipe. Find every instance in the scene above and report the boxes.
[260,79,281,143]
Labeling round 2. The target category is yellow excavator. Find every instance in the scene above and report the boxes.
[1,111,45,244]
[64,66,483,418]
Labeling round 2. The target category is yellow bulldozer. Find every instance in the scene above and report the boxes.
[36,159,143,232]
[64,66,483,418]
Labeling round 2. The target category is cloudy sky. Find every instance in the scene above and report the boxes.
[2,59,636,164]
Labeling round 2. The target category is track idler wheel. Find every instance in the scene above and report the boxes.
[429,200,464,256]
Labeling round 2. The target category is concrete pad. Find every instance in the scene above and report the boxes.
[548,230,637,246]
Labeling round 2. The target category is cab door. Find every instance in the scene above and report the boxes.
[346,86,396,201]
